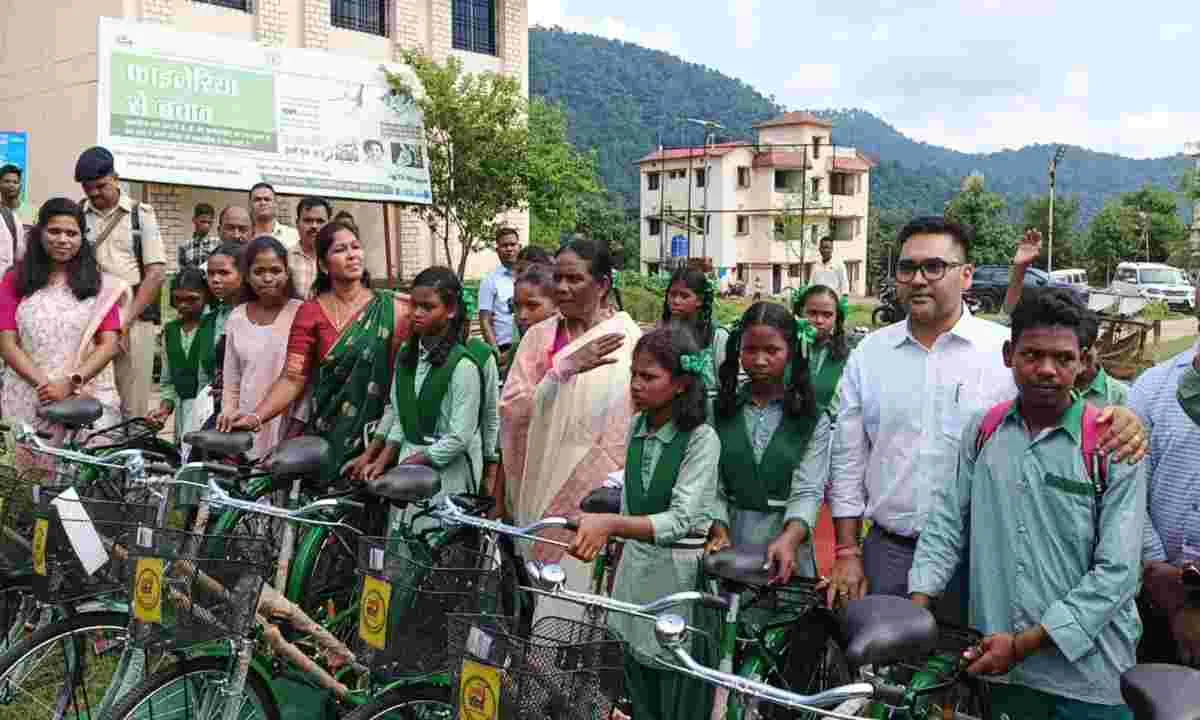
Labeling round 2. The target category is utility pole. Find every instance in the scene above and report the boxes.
[1047,145,1066,273]
[686,118,724,265]
[1186,141,1200,277]
[1139,210,1150,262]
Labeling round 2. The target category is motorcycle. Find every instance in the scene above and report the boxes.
[872,281,985,327]
[872,279,905,326]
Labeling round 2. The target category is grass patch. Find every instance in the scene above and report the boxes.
[1152,334,1198,362]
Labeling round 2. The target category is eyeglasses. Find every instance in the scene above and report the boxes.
[895,258,965,282]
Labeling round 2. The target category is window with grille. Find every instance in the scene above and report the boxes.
[453,0,497,55]
[332,0,388,36]
[195,0,251,9]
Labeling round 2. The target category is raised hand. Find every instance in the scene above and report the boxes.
[1013,229,1043,267]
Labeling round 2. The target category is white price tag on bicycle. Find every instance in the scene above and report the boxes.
[51,486,109,575]
[466,625,494,661]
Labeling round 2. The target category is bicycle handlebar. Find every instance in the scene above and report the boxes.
[433,495,575,548]
[653,613,880,717]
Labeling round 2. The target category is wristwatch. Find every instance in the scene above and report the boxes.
[69,373,84,393]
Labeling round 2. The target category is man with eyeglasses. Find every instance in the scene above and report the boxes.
[827,216,1147,616]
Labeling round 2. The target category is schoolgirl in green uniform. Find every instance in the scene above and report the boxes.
[570,324,717,720]
[149,268,212,441]
[360,267,483,499]
[792,284,850,414]
[660,267,728,396]
[706,301,829,583]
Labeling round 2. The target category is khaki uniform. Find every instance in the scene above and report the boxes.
[83,193,165,418]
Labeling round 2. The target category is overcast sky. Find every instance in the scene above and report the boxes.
[529,0,1196,159]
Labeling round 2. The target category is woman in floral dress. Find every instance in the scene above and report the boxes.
[0,198,129,467]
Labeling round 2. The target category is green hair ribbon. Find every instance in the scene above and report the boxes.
[611,270,624,290]
[838,294,851,318]
[790,285,810,309]
[795,318,817,359]
[679,348,711,377]
[461,285,478,319]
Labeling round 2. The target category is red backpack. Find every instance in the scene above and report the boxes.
[975,399,1108,493]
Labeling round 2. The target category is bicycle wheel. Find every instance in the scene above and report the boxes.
[0,611,129,719]
[769,613,852,720]
[106,655,280,720]
[341,684,452,719]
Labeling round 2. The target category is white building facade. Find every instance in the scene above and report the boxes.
[0,0,527,280]
[636,112,872,296]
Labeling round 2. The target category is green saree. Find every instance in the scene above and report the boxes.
[308,291,396,483]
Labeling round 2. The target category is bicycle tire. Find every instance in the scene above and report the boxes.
[341,683,452,720]
[0,610,129,718]
[105,655,281,720]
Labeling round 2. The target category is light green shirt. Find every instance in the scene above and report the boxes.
[1080,368,1128,409]
[479,353,500,463]
[609,415,719,661]
[909,398,1145,706]
[381,347,483,497]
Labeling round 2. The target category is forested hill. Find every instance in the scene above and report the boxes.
[529,27,1190,223]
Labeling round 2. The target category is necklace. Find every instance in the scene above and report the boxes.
[325,286,367,331]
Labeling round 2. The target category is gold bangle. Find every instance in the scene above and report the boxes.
[248,413,264,432]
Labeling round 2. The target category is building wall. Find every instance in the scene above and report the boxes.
[0,0,527,281]
[638,133,870,295]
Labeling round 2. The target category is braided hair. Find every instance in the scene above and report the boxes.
[793,284,849,361]
[404,266,467,369]
[660,266,716,348]
[716,301,815,421]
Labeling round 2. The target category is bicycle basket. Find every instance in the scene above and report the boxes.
[447,613,625,720]
[126,526,271,648]
[31,482,157,604]
[352,533,504,677]
[83,417,161,450]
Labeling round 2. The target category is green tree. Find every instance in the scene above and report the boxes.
[944,175,1016,265]
[1083,202,1140,283]
[576,193,640,270]
[866,207,905,290]
[527,98,602,250]
[1120,185,1189,266]
[1021,194,1081,270]
[391,52,528,278]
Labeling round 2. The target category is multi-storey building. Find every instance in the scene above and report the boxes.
[0,0,527,280]
[636,111,873,296]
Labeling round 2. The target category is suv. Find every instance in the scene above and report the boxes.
[1112,262,1195,310]
[969,265,1087,313]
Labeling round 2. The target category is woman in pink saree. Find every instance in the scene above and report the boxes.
[0,198,130,469]
[499,237,641,598]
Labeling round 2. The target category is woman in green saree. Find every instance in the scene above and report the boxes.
[222,221,411,482]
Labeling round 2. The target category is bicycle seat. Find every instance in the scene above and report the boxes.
[581,486,621,514]
[183,430,253,457]
[840,595,938,668]
[1122,664,1200,720]
[269,436,328,480]
[703,544,770,588]
[366,465,441,504]
[41,397,103,428]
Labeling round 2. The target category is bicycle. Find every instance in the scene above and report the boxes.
[104,464,535,720]
[1121,664,1200,720]
[434,503,991,719]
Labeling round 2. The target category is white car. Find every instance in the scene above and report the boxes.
[1111,262,1195,310]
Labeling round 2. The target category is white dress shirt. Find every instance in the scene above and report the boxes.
[829,308,1014,537]
[810,259,848,296]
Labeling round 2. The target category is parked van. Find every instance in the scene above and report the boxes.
[1112,262,1195,310]
[1050,269,1089,291]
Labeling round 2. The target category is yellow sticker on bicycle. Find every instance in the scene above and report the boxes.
[358,575,391,650]
[133,558,164,624]
[459,659,500,720]
[32,518,48,576]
